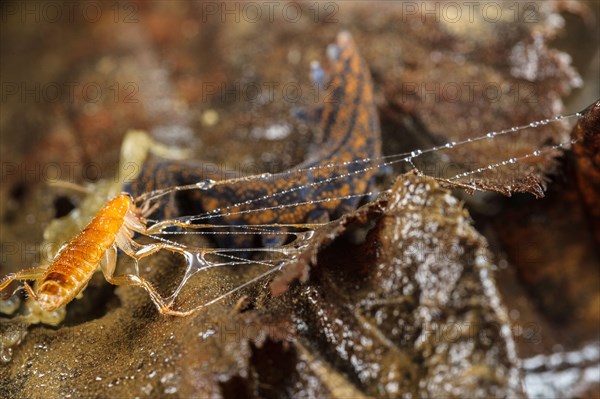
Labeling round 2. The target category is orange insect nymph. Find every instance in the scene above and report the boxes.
[36,194,134,311]
[0,193,188,314]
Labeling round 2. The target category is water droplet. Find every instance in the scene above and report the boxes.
[196,179,215,189]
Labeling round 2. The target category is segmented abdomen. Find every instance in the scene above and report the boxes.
[37,194,132,308]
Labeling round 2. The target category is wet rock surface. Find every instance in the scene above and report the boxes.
[0,175,523,398]
[1,1,598,398]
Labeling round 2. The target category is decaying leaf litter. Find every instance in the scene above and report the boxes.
[1,2,599,398]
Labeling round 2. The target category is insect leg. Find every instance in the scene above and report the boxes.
[23,283,38,301]
[0,267,47,294]
[115,229,190,259]
[100,246,181,315]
